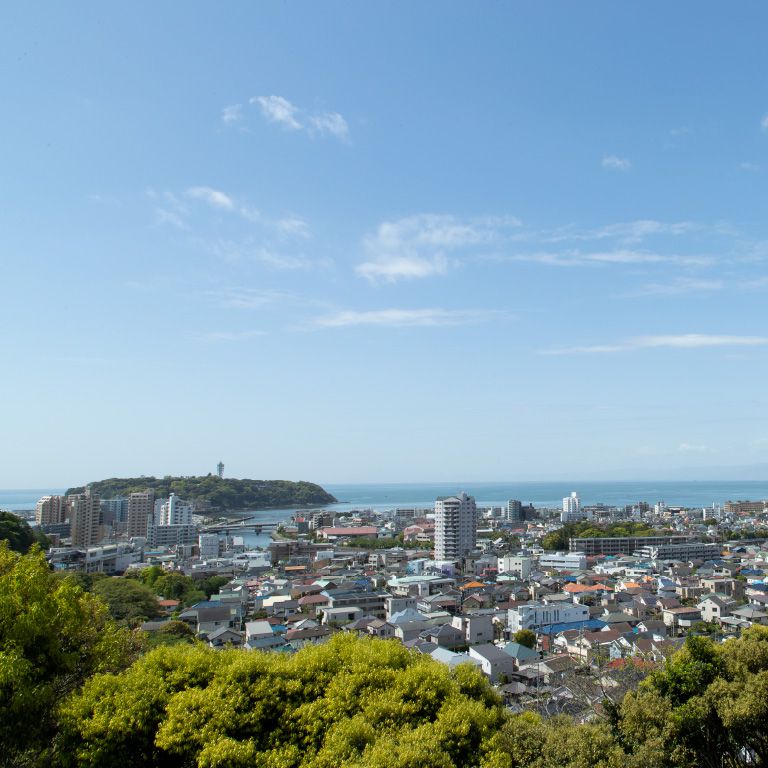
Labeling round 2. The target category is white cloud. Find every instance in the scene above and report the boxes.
[544,219,700,246]
[252,95,302,130]
[637,278,724,296]
[740,161,761,172]
[356,213,521,282]
[313,308,503,329]
[213,289,292,310]
[199,330,267,342]
[678,442,714,454]
[497,248,712,268]
[761,115,768,131]
[275,215,311,239]
[155,208,188,230]
[602,155,632,171]
[186,186,234,210]
[221,104,243,125]
[308,111,349,139]
[541,334,768,355]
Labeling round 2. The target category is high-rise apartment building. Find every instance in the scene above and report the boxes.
[100,497,129,524]
[158,493,193,526]
[35,495,67,526]
[127,490,155,538]
[505,499,524,522]
[561,491,582,523]
[434,492,477,561]
[68,489,101,547]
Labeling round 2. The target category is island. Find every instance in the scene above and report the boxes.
[65,476,337,511]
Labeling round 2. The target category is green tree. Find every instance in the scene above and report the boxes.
[0,544,140,766]
[92,577,161,624]
[513,629,537,649]
[0,511,49,553]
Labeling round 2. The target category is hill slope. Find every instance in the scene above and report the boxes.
[65,476,337,511]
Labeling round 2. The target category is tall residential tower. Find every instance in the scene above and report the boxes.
[434,492,477,562]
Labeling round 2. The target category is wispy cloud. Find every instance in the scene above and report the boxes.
[248,95,349,140]
[221,104,243,125]
[495,248,712,268]
[740,161,761,172]
[761,115,768,131]
[253,95,302,130]
[541,334,768,355]
[678,442,714,454]
[602,155,632,171]
[313,308,504,329]
[199,330,267,342]
[308,111,349,140]
[212,289,293,310]
[636,277,724,296]
[210,239,330,271]
[356,214,521,282]
[186,186,234,210]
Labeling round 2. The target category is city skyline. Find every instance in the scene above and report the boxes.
[3,4,768,487]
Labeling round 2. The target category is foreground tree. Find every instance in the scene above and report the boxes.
[56,634,507,768]
[0,544,141,767]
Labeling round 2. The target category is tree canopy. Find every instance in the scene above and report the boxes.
[65,476,337,511]
[0,510,49,553]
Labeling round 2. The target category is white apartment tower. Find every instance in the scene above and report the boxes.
[561,491,581,523]
[159,493,193,526]
[434,492,477,561]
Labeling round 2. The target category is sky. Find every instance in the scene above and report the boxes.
[3,2,768,487]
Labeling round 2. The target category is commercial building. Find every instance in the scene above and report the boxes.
[507,600,590,633]
[570,534,693,557]
[634,542,723,561]
[68,489,101,548]
[35,495,67,526]
[147,523,198,547]
[127,490,155,538]
[538,551,587,570]
[724,500,767,515]
[435,492,477,561]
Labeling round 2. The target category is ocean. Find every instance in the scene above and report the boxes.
[4,481,768,549]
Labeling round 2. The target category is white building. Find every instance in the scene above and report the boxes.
[497,556,532,579]
[561,491,582,523]
[159,493,193,526]
[434,492,477,561]
[538,551,587,570]
[507,600,589,633]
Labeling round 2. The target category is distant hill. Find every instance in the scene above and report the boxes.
[65,476,337,511]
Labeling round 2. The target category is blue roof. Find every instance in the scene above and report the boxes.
[541,619,606,634]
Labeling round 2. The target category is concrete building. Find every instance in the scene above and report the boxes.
[127,490,155,539]
[561,491,582,523]
[159,493,193,526]
[435,492,477,561]
[497,556,532,579]
[147,523,198,547]
[100,497,129,524]
[507,601,590,633]
[68,490,101,548]
[538,551,587,570]
[198,533,220,559]
[506,499,524,522]
[571,534,693,557]
[35,495,67,526]
[634,542,723,561]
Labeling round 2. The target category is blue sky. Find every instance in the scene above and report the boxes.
[3,3,768,486]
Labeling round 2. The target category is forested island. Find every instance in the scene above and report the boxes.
[65,476,337,511]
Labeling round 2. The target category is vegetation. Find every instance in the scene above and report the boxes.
[0,510,49,553]
[7,546,768,768]
[0,544,141,767]
[56,634,506,768]
[65,475,337,511]
[134,565,230,606]
[513,629,537,649]
[91,578,162,625]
